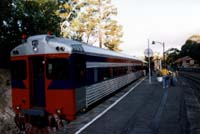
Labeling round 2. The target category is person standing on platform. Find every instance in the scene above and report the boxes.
[160,67,169,88]
[171,71,177,86]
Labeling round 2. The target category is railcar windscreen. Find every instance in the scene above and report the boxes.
[46,58,69,80]
[11,60,27,80]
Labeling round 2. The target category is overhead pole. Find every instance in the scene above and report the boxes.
[148,39,151,84]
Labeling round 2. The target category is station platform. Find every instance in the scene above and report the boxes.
[76,74,188,134]
[65,72,200,134]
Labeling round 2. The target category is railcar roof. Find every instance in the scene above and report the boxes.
[11,35,142,62]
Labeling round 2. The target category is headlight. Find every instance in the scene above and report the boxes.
[16,106,20,110]
[33,47,38,52]
[56,109,62,114]
[55,46,65,51]
[60,47,65,51]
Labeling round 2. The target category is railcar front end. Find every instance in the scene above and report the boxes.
[11,35,82,131]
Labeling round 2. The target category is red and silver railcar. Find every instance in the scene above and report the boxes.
[11,34,144,130]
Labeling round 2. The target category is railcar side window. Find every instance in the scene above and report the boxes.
[99,68,113,81]
[46,59,69,80]
[74,56,85,82]
[11,60,26,80]
[86,68,95,85]
[135,65,141,70]
[131,66,136,72]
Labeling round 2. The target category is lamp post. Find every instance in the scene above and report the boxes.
[148,39,151,84]
[152,41,165,69]
[145,39,153,84]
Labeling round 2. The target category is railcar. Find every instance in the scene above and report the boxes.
[10,34,144,131]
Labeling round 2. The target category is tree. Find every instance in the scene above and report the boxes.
[58,0,85,40]
[0,0,19,67]
[14,0,60,36]
[0,0,11,21]
[77,5,99,44]
[0,0,60,48]
[82,0,123,50]
[180,36,200,64]
[0,0,14,50]
[165,48,180,65]
[104,20,123,51]
[0,0,60,67]
[59,0,123,51]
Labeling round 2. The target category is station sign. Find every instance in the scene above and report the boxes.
[144,48,153,57]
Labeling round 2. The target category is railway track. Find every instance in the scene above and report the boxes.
[180,71,200,104]
[179,71,200,134]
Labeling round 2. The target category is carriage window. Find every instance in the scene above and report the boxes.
[46,59,69,80]
[86,68,95,85]
[100,68,113,81]
[11,60,26,80]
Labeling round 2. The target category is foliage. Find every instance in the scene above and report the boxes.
[180,38,200,64]
[0,0,15,50]
[76,5,99,44]
[0,0,11,21]
[59,0,123,51]
[163,35,200,65]
[83,0,123,50]
[0,0,19,67]
[165,48,180,65]
[0,0,60,67]
[1,0,60,47]
[104,20,123,51]
[13,0,60,36]
[58,0,85,40]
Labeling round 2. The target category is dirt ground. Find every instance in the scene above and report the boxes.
[0,69,17,133]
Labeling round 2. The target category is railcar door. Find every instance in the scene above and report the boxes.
[29,57,46,107]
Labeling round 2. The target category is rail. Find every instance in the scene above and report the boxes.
[179,67,200,73]
[179,67,200,84]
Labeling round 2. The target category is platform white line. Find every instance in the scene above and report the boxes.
[75,77,145,134]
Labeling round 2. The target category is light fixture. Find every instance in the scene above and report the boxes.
[16,106,20,110]
[33,47,38,52]
[60,47,65,51]
[13,50,19,55]
[55,46,65,51]
[32,40,39,52]
[56,46,60,51]
[56,109,62,114]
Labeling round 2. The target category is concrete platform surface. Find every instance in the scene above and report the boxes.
[78,75,188,134]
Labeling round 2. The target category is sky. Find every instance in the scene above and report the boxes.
[114,0,200,58]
